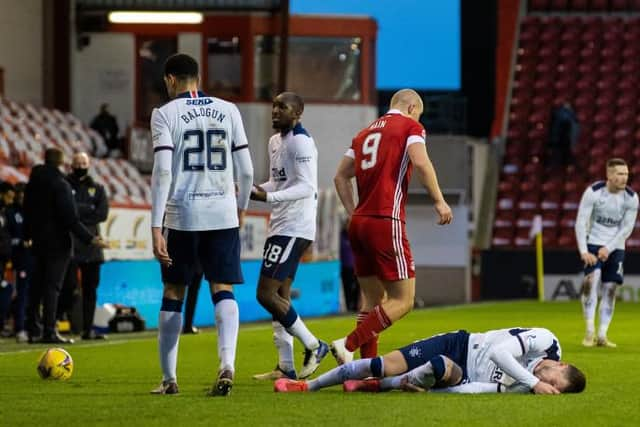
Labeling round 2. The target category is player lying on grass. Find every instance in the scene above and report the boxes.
[275,327,586,394]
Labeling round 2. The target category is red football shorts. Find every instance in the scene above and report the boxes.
[348,215,415,281]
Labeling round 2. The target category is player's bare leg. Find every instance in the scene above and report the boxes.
[254,281,297,380]
[597,282,617,347]
[208,283,238,396]
[580,270,600,347]
[152,283,186,395]
[257,276,328,378]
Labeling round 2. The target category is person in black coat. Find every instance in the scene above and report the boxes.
[5,182,31,342]
[0,182,15,336]
[23,148,106,344]
[60,152,110,340]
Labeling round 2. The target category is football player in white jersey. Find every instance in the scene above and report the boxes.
[274,327,586,395]
[250,92,329,380]
[575,158,638,348]
[149,54,254,396]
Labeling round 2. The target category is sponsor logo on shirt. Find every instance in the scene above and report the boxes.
[595,215,621,226]
[188,190,225,200]
[186,99,213,106]
[271,167,287,182]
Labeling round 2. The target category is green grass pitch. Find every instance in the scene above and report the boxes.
[1,301,638,426]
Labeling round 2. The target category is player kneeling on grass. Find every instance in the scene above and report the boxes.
[275,327,586,394]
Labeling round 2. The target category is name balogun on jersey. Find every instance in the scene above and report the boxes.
[180,99,226,125]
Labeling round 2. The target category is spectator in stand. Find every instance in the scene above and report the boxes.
[548,102,580,168]
[6,182,32,343]
[90,103,121,156]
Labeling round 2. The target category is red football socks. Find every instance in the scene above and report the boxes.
[357,311,379,358]
[345,305,391,352]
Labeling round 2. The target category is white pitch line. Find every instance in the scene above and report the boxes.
[0,323,273,356]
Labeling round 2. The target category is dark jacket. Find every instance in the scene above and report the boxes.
[5,204,31,270]
[0,205,11,261]
[67,173,109,263]
[23,164,94,256]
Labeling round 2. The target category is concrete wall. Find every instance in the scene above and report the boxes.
[71,33,135,131]
[239,103,378,187]
[0,0,42,104]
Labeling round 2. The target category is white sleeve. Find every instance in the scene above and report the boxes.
[432,382,506,394]
[266,138,316,203]
[260,180,276,193]
[605,193,639,252]
[150,109,173,228]
[230,105,253,210]
[575,187,597,254]
[488,337,541,389]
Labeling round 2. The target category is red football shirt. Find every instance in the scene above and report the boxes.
[348,110,426,222]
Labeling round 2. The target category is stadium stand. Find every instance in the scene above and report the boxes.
[494,7,640,249]
[0,97,150,207]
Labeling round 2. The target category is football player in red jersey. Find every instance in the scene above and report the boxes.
[332,89,452,363]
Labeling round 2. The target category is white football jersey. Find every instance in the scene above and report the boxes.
[151,91,249,230]
[575,181,639,254]
[260,123,318,241]
[466,327,561,389]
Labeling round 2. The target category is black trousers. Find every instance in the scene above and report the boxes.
[183,269,203,330]
[62,261,102,334]
[341,266,360,312]
[27,253,70,337]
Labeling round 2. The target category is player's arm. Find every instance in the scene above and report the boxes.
[150,108,174,266]
[603,194,639,253]
[488,331,560,394]
[407,137,452,225]
[574,187,597,265]
[262,138,315,203]
[230,105,254,225]
[334,147,356,216]
[431,382,508,394]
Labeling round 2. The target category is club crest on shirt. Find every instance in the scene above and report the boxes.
[88,187,96,197]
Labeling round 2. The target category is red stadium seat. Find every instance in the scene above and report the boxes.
[557,230,577,248]
[589,0,609,10]
[530,0,550,10]
[494,210,516,228]
[550,0,570,9]
[631,0,640,10]
[493,228,514,247]
[611,0,630,10]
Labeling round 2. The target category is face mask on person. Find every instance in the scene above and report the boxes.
[72,168,89,179]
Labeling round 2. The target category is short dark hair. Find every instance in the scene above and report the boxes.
[607,158,627,168]
[278,91,304,115]
[44,147,64,166]
[563,365,586,393]
[164,54,199,81]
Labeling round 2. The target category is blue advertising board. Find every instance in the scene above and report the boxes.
[97,260,341,329]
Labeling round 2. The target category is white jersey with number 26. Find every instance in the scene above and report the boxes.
[151,91,251,231]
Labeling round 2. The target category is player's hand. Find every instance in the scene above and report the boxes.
[597,247,609,262]
[400,376,427,393]
[580,252,598,266]
[532,381,560,395]
[152,228,172,267]
[434,200,453,225]
[91,236,109,249]
[238,209,246,228]
[23,239,32,248]
[250,185,267,202]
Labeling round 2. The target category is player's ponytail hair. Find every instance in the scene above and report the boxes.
[563,365,586,393]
